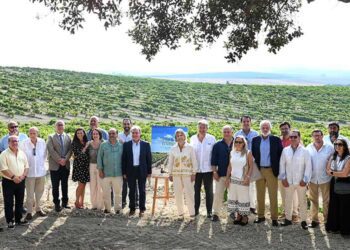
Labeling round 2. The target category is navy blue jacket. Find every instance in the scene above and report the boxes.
[251,135,283,177]
[122,140,152,179]
[211,138,233,177]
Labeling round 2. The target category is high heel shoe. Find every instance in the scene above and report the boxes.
[240,216,249,226]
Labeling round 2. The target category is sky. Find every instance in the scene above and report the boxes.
[0,0,350,75]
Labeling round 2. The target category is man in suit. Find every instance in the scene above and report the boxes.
[252,120,283,226]
[47,120,72,212]
[122,125,152,217]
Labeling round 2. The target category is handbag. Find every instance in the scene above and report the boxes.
[244,153,262,182]
[334,179,350,195]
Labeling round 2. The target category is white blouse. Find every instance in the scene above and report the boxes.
[230,150,247,181]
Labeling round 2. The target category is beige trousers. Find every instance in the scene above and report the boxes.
[308,182,330,223]
[213,177,227,215]
[256,168,278,220]
[101,176,123,212]
[285,184,308,222]
[89,163,104,209]
[279,180,299,216]
[25,176,46,214]
[173,175,195,216]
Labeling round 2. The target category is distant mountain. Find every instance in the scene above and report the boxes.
[152,71,350,85]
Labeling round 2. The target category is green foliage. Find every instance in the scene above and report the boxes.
[30,0,304,62]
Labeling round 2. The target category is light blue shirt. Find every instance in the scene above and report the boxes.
[97,141,123,177]
[132,140,141,166]
[0,133,28,152]
[234,129,259,151]
[260,136,271,167]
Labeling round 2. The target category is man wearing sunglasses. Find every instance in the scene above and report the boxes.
[0,121,28,153]
[279,130,312,230]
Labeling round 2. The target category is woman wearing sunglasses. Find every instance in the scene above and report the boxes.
[326,139,350,235]
[225,135,253,225]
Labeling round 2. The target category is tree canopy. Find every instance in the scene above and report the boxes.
[30,0,346,62]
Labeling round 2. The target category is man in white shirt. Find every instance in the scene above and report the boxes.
[324,122,350,147]
[20,127,47,221]
[234,115,259,214]
[306,129,334,228]
[279,130,312,230]
[190,119,216,218]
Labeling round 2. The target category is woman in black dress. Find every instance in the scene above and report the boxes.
[326,139,350,235]
[72,128,90,209]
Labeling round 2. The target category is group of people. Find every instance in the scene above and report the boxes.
[168,117,350,235]
[0,117,152,231]
[0,116,349,236]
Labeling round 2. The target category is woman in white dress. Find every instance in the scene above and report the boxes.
[226,135,253,225]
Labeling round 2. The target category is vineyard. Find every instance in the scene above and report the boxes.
[1,66,350,123]
[0,66,349,156]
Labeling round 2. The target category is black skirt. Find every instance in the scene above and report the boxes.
[326,177,350,235]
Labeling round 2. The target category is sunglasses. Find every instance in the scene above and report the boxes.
[290,136,298,139]
[10,126,19,129]
[235,141,244,144]
[334,143,344,147]
[33,148,36,156]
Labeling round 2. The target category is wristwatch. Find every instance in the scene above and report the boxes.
[10,175,15,180]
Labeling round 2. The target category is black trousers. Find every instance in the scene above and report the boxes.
[122,178,139,206]
[2,178,25,224]
[50,167,70,206]
[194,172,213,214]
[127,167,146,211]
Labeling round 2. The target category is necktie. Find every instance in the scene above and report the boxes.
[59,134,65,158]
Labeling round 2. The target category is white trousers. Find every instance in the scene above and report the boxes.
[173,175,195,216]
[25,176,46,214]
[279,180,299,216]
[89,163,104,210]
[101,176,123,212]
[285,184,307,222]
[213,177,226,215]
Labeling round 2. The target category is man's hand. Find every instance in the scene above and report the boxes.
[59,159,66,166]
[282,179,289,188]
[225,178,230,188]
[99,171,105,179]
[300,180,307,187]
[13,176,21,184]
[213,172,219,181]
[191,174,196,182]
[123,175,127,180]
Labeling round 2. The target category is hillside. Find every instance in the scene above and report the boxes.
[0,66,350,124]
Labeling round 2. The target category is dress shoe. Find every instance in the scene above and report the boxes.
[281,219,292,226]
[139,211,145,218]
[272,220,279,227]
[62,205,71,209]
[250,208,257,214]
[104,209,111,214]
[207,213,212,219]
[55,205,62,212]
[211,214,219,222]
[309,221,319,228]
[115,210,120,215]
[0,227,3,232]
[24,213,33,221]
[301,221,308,230]
[254,217,266,223]
[129,210,136,216]
[122,203,126,209]
[195,210,199,217]
[36,211,47,217]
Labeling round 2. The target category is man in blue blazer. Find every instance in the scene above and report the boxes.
[122,125,152,217]
[252,120,283,227]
